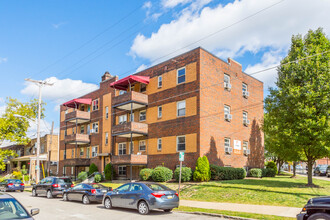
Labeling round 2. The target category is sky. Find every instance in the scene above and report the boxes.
[0,0,329,143]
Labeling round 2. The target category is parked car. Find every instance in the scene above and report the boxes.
[32,176,73,199]
[313,165,328,176]
[297,196,330,220]
[327,166,330,178]
[0,192,39,219]
[62,183,111,204]
[103,182,179,215]
[0,179,25,192]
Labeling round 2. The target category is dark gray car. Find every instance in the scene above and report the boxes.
[103,182,179,215]
[0,193,39,219]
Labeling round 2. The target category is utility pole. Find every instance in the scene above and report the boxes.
[48,121,54,176]
[25,78,53,183]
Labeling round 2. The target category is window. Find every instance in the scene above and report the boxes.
[92,122,99,133]
[80,148,84,157]
[92,99,99,111]
[40,144,45,154]
[105,106,109,119]
[224,105,231,115]
[224,138,230,148]
[119,143,127,155]
[157,138,162,151]
[140,83,146,93]
[158,106,162,118]
[130,183,143,191]
[129,142,134,154]
[243,111,248,121]
[80,125,85,134]
[72,127,75,134]
[64,130,67,136]
[64,150,66,159]
[86,147,90,158]
[119,90,126,95]
[224,74,230,84]
[243,141,248,152]
[242,83,248,93]
[177,136,186,151]
[177,67,186,84]
[130,85,135,92]
[92,146,98,157]
[105,132,109,145]
[119,114,127,124]
[118,166,127,176]
[63,167,66,175]
[139,140,146,151]
[158,76,163,88]
[139,110,146,121]
[71,149,74,158]
[81,105,85,111]
[177,100,186,117]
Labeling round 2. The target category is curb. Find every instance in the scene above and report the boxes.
[176,211,255,220]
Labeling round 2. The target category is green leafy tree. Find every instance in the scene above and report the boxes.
[264,28,330,186]
[0,149,17,171]
[104,163,113,181]
[193,156,211,182]
[88,163,99,175]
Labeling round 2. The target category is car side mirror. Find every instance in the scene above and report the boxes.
[30,208,40,216]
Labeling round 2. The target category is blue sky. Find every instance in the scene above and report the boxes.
[0,0,329,140]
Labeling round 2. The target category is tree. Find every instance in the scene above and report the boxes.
[0,149,17,171]
[265,28,330,186]
[0,98,41,145]
[193,156,211,182]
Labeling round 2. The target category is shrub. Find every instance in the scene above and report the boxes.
[265,161,278,175]
[94,174,102,183]
[193,156,211,182]
[104,163,113,181]
[262,168,276,177]
[12,171,22,180]
[21,165,28,175]
[174,167,192,182]
[151,166,173,182]
[140,168,153,181]
[24,175,30,182]
[248,168,262,178]
[210,165,246,180]
[77,171,88,182]
[89,163,99,175]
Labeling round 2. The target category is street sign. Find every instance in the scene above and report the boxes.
[35,165,39,170]
[179,152,184,161]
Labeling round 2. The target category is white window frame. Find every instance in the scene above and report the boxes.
[158,76,163,88]
[158,106,162,118]
[139,140,146,151]
[92,99,99,111]
[224,74,230,84]
[177,135,186,152]
[92,146,98,157]
[105,106,109,119]
[118,143,127,155]
[119,115,127,124]
[119,90,126,95]
[80,125,85,134]
[157,138,162,151]
[177,67,186,84]
[80,148,84,157]
[92,122,99,133]
[242,83,248,92]
[177,100,186,117]
[139,110,146,121]
[105,132,109,145]
[243,141,248,151]
[224,105,231,115]
[118,166,126,176]
[243,111,248,121]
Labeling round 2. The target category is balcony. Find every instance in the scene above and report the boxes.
[112,91,148,111]
[112,154,148,165]
[112,122,148,138]
[65,133,90,145]
[65,110,90,124]
[62,158,91,166]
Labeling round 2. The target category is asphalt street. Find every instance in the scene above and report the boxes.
[8,191,221,220]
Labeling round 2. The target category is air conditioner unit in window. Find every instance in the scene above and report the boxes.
[225,114,232,121]
[244,149,250,155]
[89,129,95,134]
[225,147,233,154]
[243,119,250,126]
[243,91,249,98]
[224,82,232,90]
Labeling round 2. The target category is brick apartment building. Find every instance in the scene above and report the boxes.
[58,47,264,180]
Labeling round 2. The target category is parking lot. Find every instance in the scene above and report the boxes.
[8,191,219,220]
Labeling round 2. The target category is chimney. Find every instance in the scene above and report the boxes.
[102,71,112,81]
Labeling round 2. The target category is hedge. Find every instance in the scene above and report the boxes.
[77,171,88,182]
[262,168,276,177]
[248,168,262,178]
[94,174,102,183]
[104,163,113,181]
[140,168,153,181]
[89,163,99,175]
[151,166,173,182]
[265,161,278,175]
[174,167,192,182]
[193,156,211,182]
[210,165,246,180]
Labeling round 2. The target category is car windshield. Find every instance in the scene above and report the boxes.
[145,183,170,191]
[57,178,72,184]
[0,198,30,219]
[7,180,22,184]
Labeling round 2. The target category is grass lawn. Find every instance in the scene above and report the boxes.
[176,206,295,220]
[101,182,123,189]
[165,175,330,208]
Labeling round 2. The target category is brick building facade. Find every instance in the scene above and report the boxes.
[58,47,264,180]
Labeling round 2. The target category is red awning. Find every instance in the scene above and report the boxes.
[110,75,150,90]
[62,98,92,108]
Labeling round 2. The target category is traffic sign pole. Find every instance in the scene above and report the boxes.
[178,152,184,196]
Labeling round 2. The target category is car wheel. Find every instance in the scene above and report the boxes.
[82,195,90,204]
[138,201,149,215]
[32,189,37,197]
[63,193,69,201]
[47,190,53,199]
[307,213,330,220]
[20,190,24,192]
[164,209,172,212]
[104,197,112,209]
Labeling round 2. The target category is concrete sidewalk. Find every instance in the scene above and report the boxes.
[180,200,301,218]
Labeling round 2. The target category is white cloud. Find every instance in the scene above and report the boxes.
[143,1,152,9]
[130,0,330,64]
[26,119,59,138]
[21,77,99,110]
[136,64,149,72]
[52,22,67,29]
[245,50,284,90]
[0,57,8,64]
[162,0,193,8]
